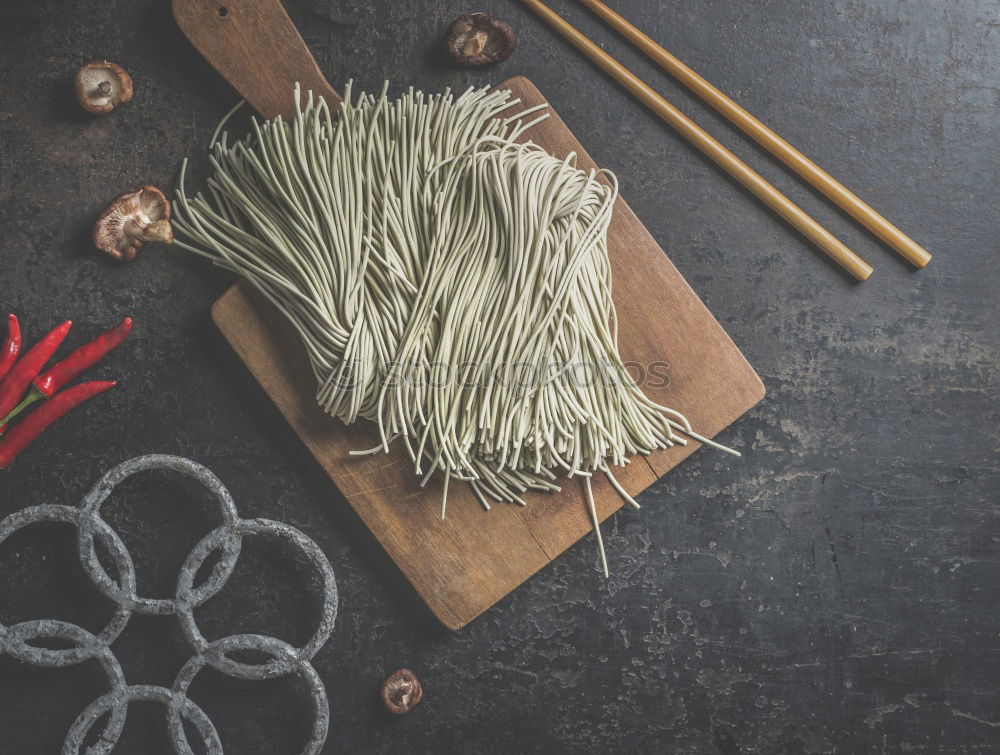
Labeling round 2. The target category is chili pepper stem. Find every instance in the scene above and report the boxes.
[0,380,116,469]
[0,319,71,426]
[0,387,43,430]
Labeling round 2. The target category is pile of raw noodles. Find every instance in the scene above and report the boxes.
[173,82,736,575]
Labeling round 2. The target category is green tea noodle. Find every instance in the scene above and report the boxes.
[174,82,737,576]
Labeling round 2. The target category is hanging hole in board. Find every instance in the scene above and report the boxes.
[218,6,229,18]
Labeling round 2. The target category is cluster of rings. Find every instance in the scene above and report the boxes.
[0,455,337,754]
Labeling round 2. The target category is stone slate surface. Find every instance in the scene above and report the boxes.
[0,0,997,752]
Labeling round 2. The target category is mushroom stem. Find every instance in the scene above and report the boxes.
[75,61,133,114]
[142,219,174,245]
[463,31,488,57]
[446,13,516,66]
[380,668,423,714]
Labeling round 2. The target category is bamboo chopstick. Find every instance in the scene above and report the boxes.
[521,0,874,281]
[577,0,932,268]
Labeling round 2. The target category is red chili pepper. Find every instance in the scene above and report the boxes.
[0,317,131,429]
[0,381,116,469]
[0,320,71,428]
[0,314,21,382]
[35,317,131,398]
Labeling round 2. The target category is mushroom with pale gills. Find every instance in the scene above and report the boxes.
[93,186,173,263]
[379,668,423,714]
[446,13,516,66]
[75,61,133,114]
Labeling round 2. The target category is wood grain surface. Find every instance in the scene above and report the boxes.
[173,0,340,118]
[173,0,762,629]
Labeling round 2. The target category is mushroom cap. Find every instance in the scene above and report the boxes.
[446,13,516,66]
[379,668,423,714]
[75,61,133,114]
[93,185,172,263]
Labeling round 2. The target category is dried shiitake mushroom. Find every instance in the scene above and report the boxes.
[93,186,173,262]
[75,61,133,114]
[380,668,423,714]
[446,13,515,66]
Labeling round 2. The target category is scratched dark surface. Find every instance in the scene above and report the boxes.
[1,0,997,752]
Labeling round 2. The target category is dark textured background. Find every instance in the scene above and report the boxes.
[1,0,998,752]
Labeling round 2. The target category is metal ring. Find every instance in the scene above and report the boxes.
[64,684,222,755]
[1,455,337,754]
[0,506,133,662]
[175,518,338,672]
[76,456,243,616]
[169,634,329,755]
[2,621,128,754]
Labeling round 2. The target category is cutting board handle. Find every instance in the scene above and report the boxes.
[172,0,341,120]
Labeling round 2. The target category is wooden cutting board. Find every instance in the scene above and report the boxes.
[175,0,764,629]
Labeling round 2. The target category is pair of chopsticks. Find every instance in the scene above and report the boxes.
[521,0,933,281]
